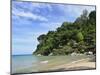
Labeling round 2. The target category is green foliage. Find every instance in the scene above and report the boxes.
[37,34,46,43]
[89,11,96,25]
[33,10,96,56]
[76,32,84,42]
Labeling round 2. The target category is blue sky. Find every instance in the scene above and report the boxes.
[12,1,95,55]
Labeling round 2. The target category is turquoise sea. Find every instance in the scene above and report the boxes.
[12,54,93,74]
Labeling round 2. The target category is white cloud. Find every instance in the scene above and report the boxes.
[13,10,48,21]
[32,3,53,12]
[56,4,95,20]
[12,3,49,22]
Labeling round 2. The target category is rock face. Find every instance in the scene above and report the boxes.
[87,51,93,55]
[49,53,53,56]
[84,51,93,55]
[71,52,83,56]
[71,52,78,56]
[37,54,41,56]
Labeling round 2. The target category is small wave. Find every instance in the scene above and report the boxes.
[40,60,48,64]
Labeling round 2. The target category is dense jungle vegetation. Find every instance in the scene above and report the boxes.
[33,10,96,56]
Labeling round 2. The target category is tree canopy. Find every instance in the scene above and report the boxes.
[33,10,96,56]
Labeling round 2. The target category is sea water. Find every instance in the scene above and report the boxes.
[12,54,93,74]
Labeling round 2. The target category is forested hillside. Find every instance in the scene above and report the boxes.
[33,10,96,56]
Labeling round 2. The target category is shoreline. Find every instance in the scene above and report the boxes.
[12,55,96,74]
[49,57,96,71]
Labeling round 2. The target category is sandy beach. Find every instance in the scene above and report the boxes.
[49,57,96,71]
[12,55,96,74]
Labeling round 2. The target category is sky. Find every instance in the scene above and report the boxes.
[12,1,95,55]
